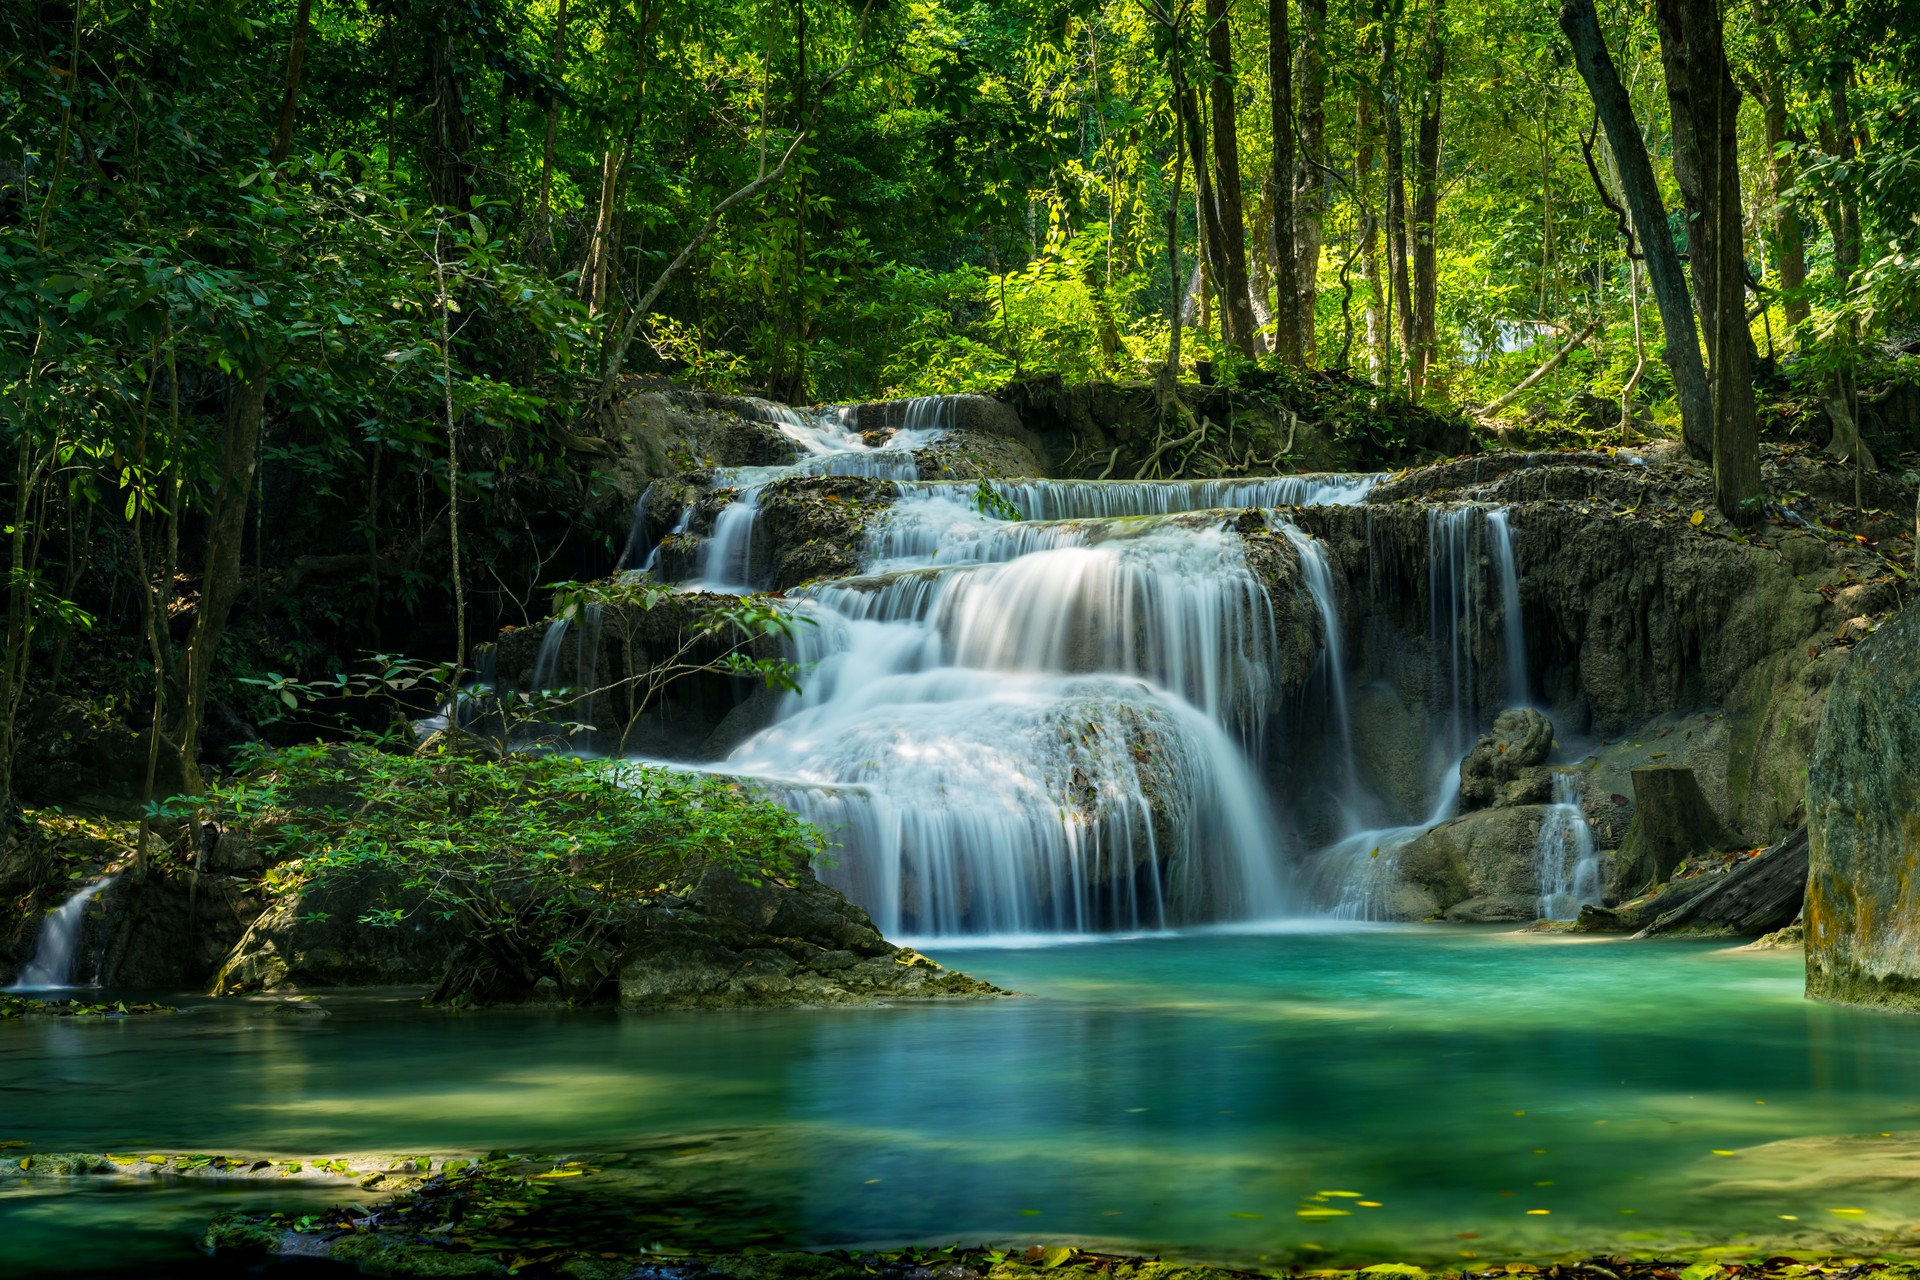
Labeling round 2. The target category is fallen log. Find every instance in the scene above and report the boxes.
[1635,825,1809,939]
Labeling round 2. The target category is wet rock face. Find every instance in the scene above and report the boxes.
[618,864,1004,1008]
[1393,805,1564,922]
[213,858,1003,1008]
[1805,608,1920,1012]
[1458,708,1554,810]
[753,475,896,589]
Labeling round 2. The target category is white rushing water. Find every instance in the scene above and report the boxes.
[1300,503,1533,921]
[7,878,114,991]
[609,396,1538,935]
[1535,772,1602,920]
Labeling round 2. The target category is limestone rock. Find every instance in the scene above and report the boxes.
[1394,805,1553,920]
[1458,709,1554,810]
[1806,608,1920,1012]
[212,857,1005,1010]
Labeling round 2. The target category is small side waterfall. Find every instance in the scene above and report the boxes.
[8,878,114,991]
[1535,773,1601,920]
[662,397,955,593]
[1427,505,1528,765]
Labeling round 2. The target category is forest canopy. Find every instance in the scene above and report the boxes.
[4,0,1920,818]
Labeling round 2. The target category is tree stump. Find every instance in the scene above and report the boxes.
[1616,765,1739,894]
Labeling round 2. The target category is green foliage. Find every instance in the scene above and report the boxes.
[213,741,823,1001]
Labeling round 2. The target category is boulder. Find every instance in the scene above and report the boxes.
[1394,805,1555,921]
[1806,609,1920,1011]
[1458,708,1554,809]
[212,857,1004,1009]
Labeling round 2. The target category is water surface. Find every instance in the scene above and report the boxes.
[3,927,1918,1275]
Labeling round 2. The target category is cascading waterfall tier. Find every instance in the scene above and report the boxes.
[576,391,1546,933]
[7,878,114,991]
[1535,772,1602,920]
[674,398,952,593]
[1297,503,1533,921]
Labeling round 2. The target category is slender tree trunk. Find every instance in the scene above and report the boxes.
[425,16,476,211]
[169,375,269,793]
[1168,54,1187,376]
[1409,0,1445,392]
[1183,84,1231,351]
[783,0,806,402]
[1204,0,1258,357]
[1269,0,1302,361]
[1560,0,1714,459]
[582,145,621,317]
[1380,1,1414,373]
[531,0,570,265]
[270,0,312,165]
[1652,0,1759,522]
[1752,3,1806,335]
[1356,72,1390,380]
[1294,0,1328,357]
[1816,59,1871,467]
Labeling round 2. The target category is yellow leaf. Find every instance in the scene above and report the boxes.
[1691,509,1706,526]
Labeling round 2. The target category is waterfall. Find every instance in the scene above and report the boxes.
[1427,505,1527,766]
[1295,506,1531,920]
[617,490,652,572]
[1535,773,1601,920]
[8,878,114,991]
[899,473,1379,521]
[580,394,1558,933]
[1487,509,1529,707]
[665,400,955,593]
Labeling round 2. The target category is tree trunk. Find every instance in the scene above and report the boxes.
[1409,0,1445,392]
[1204,0,1258,357]
[1752,3,1806,335]
[1617,765,1740,895]
[1356,70,1390,380]
[1268,0,1302,361]
[1293,0,1328,358]
[1817,61,1872,468]
[1560,0,1714,460]
[425,18,476,211]
[269,0,312,165]
[169,373,269,794]
[1183,85,1232,351]
[1653,0,1759,522]
[1380,2,1414,373]
[1637,825,1809,939]
[1167,47,1188,376]
[530,0,570,265]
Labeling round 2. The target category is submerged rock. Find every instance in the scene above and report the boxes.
[1806,608,1920,1012]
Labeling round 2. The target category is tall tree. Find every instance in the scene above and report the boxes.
[1268,0,1302,361]
[1750,1,1808,336]
[1379,0,1415,368]
[1652,0,1760,522]
[1559,0,1714,460]
[1408,0,1445,392]
[1293,0,1328,358]
[1204,0,1258,356]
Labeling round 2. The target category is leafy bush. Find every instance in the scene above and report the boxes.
[213,741,823,1004]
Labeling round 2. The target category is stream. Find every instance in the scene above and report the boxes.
[5,928,1919,1275]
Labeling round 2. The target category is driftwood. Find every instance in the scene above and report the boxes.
[1635,825,1809,938]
